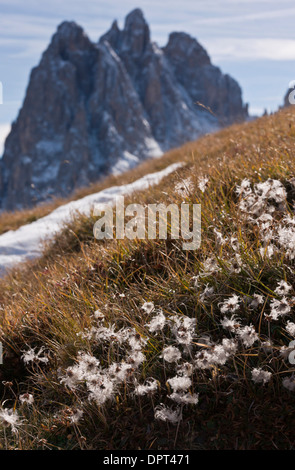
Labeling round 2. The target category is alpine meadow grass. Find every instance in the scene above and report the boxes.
[1,107,295,449]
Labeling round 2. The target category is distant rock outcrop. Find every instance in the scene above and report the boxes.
[0,8,248,210]
[283,85,293,108]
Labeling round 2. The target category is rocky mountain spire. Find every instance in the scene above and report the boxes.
[121,8,150,57]
[164,32,211,68]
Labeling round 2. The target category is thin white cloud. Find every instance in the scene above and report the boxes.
[205,38,295,61]
[191,7,295,26]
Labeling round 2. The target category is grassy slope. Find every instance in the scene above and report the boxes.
[0,150,181,235]
[1,107,295,449]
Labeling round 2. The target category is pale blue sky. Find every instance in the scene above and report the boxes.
[0,0,294,153]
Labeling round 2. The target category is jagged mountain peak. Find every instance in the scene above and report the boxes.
[45,20,94,60]
[56,20,83,36]
[121,8,150,57]
[164,31,211,67]
[53,20,89,47]
[100,8,150,54]
[100,19,120,49]
[110,19,120,33]
[124,8,148,29]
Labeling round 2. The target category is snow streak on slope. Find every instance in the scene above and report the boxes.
[0,162,182,275]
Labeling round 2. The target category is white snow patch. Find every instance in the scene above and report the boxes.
[0,162,183,275]
[111,151,139,175]
[144,137,163,158]
[111,138,163,175]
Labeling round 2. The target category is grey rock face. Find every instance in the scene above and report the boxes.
[283,87,292,108]
[163,32,248,125]
[0,8,248,210]
[100,10,220,150]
